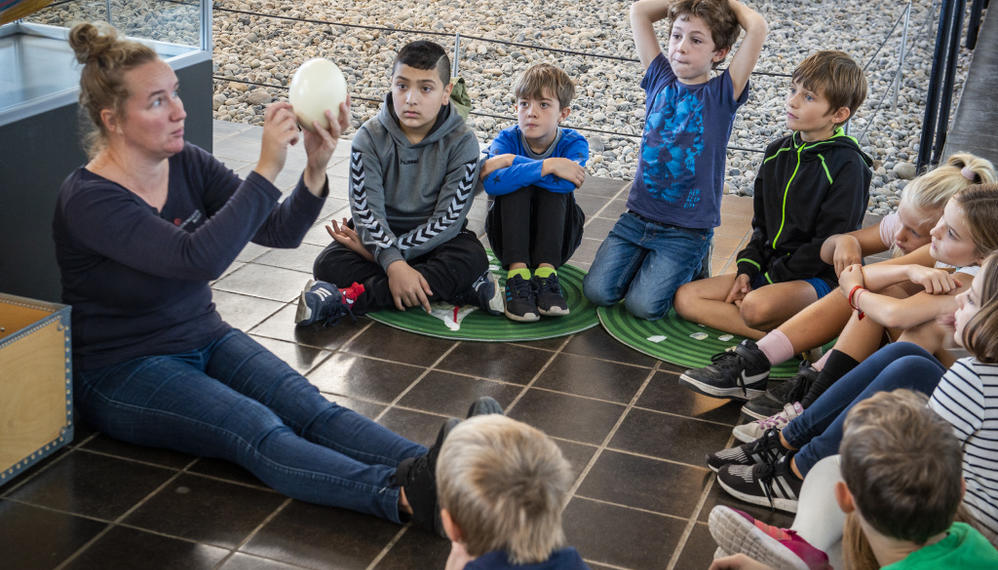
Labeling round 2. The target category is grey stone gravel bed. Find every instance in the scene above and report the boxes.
[29,0,979,213]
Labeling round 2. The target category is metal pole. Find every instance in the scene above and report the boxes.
[967,0,985,49]
[201,0,213,53]
[916,0,955,172]
[931,0,966,165]
[894,1,912,110]
[452,32,460,78]
[105,0,112,26]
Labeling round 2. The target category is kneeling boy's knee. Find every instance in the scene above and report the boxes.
[582,275,618,306]
[625,295,669,321]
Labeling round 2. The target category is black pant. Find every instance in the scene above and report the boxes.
[485,186,585,269]
[312,227,488,313]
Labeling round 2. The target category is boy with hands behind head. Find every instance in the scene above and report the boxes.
[584,0,767,321]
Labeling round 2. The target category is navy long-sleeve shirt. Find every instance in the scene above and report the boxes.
[53,143,324,370]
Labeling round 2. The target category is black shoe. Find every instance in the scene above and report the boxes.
[393,417,459,537]
[504,274,539,322]
[466,396,503,417]
[534,273,569,317]
[716,452,802,514]
[742,363,818,420]
[679,340,770,400]
[705,427,787,473]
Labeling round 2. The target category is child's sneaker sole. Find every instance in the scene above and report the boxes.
[504,309,540,322]
[537,305,570,317]
[708,506,809,570]
[679,373,767,400]
[295,279,318,325]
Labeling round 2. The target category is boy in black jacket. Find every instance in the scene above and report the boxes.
[675,50,872,398]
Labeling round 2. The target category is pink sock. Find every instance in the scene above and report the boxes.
[756,330,795,366]
[811,351,830,371]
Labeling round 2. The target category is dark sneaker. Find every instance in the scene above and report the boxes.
[716,452,802,513]
[679,340,770,400]
[534,273,569,317]
[393,417,460,537]
[742,363,818,421]
[466,396,503,417]
[295,279,364,327]
[504,274,539,322]
[706,428,787,473]
[469,271,504,316]
[708,506,830,570]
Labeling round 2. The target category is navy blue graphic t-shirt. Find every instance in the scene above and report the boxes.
[628,52,748,229]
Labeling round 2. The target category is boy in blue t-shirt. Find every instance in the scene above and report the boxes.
[481,63,589,322]
[583,0,767,320]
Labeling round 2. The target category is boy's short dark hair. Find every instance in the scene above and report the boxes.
[667,0,740,68]
[792,51,868,125]
[513,63,575,109]
[840,389,964,544]
[393,40,450,85]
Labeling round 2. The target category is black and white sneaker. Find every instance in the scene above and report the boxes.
[705,428,787,473]
[716,453,802,514]
[742,363,818,421]
[680,340,771,400]
[393,417,460,537]
[504,274,539,322]
[534,273,569,317]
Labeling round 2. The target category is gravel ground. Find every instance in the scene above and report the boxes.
[31,0,978,213]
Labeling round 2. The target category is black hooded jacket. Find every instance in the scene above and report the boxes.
[736,128,873,285]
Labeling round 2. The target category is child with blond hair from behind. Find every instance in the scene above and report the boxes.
[436,415,588,569]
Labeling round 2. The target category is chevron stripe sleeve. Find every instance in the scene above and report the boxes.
[395,157,479,260]
[348,145,403,270]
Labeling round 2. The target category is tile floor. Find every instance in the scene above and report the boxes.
[1,121,796,570]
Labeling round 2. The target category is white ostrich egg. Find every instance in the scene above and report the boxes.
[289,58,347,131]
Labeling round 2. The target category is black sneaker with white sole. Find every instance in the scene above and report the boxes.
[716,452,802,514]
[392,417,460,537]
[705,428,787,473]
[741,363,818,420]
[680,339,770,400]
[504,274,539,322]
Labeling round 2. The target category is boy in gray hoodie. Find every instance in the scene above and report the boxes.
[296,40,504,326]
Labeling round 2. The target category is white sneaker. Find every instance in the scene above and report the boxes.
[732,402,804,443]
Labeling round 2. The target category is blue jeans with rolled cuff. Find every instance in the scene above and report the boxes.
[74,329,426,523]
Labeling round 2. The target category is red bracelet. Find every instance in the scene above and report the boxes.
[848,285,866,320]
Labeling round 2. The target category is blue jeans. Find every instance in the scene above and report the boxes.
[583,211,712,320]
[782,342,945,476]
[74,330,426,523]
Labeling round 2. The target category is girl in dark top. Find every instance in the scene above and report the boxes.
[54,22,457,535]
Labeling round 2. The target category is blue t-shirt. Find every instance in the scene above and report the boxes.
[628,53,748,229]
[482,126,590,196]
[465,547,589,569]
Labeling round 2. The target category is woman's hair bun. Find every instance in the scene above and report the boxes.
[69,22,118,65]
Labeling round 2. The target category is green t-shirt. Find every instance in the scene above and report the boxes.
[883,522,998,569]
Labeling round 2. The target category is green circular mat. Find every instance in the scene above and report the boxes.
[597,304,805,379]
[367,259,598,341]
